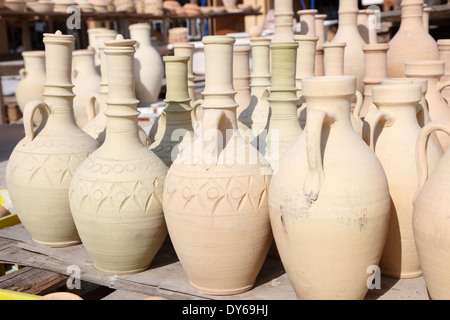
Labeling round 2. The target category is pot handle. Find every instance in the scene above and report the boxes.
[201,109,231,167]
[304,109,334,206]
[437,80,450,92]
[191,99,203,132]
[19,68,27,79]
[414,120,450,204]
[23,100,51,144]
[86,94,98,121]
[362,108,395,151]
[353,90,364,119]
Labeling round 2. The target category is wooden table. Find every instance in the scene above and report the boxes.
[0,223,430,300]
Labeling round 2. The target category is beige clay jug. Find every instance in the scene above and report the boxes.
[149,55,197,167]
[330,0,366,94]
[297,9,317,36]
[272,0,294,42]
[6,31,99,247]
[129,23,164,107]
[269,75,391,300]
[387,0,438,78]
[233,45,251,117]
[82,43,152,147]
[15,51,46,125]
[363,84,442,279]
[69,35,168,275]
[90,29,118,70]
[412,120,450,299]
[437,39,450,103]
[238,37,271,139]
[162,36,272,295]
[173,42,196,102]
[72,49,101,128]
[405,60,450,151]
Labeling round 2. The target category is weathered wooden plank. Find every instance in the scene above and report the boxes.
[0,266,68,295]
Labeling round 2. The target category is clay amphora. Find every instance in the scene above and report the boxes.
[264,41,301,172]
[322,42,364,137]
[412,120,450,299]
[330,0,366,94]
[149,55,196,167]
[404,60,450,151]
[233,45,251,116]
[72,49,101,128]
[297,9,317,36]
[363,84,442,279]
[358,43,389,119]
[387,0,438,78]
[6,31,99,247]
[437,39,450,103]
[69,35,168,275]
[15,51,45,125]
[238,37,271,138]
[173,42,196,101]
[272,0,294,42]
[380,77,444,154]
[82,44,152,147]
[269,75,391,300]
[129,23,164,107]
[162,36,272,295]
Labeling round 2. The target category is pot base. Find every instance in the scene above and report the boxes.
[32,238,81,248]
[189,280,254,296]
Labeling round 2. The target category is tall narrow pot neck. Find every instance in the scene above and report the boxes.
[306,96,353,127]
[399,1,425,28]
[23,54,46,74]
[163,55,192,109]
[73,52,98,74]
[269,42,299,100]
[129,27,152,47]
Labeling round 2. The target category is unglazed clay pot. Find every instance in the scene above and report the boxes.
[272,0,294,42]
[363,84,442,279]
[173,42,196,101]
[437,39,450,103]
[233,45,251,116]
[380,77,444,154]
[264,41,301,173]
[72,49,101,128]
[15,51,46,125]
[297,9,317,36]
[162,36,272,295]
[89,28,118,69]
[129,23,164,107]
[269,75,390,300]
[149,55,196,167]
[6,31,99,247]
[387,0,438,78]
[238,37,271,138]
[314,13,327,46]
[330,0,366,94]
[69,35,168,275]
[413,120,450,300]
[82,43,151,147]
[358,43,389,119]
[404,60,450,151]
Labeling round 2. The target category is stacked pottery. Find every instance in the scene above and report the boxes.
[69,35,168,275]
[72,49,101,128]
[269,75,391,300]
[387,0,438,78]
[149,55,196,168]
[413,120,450,299]
[129,23,164,107]
[363,84,442,279]
[6,31,99,247]
[404,60,450,151]
[437,39,450,103]
[238,37,272,139]
[330,0,366,94]
[162,36,272,295]
[15,51,46,125]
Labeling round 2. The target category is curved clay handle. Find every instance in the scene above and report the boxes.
[19,68,27,79]
[304,108,333,206]
[362,108,395,151]
[153,110,167,145]
[23,100,51,144]
[437,80,450,92]
[190,99,203,132]
[201,109,231,167]
[353,90,363,119]
[414,120,450,204]
[86,94,98,121]
[297,102,307,119]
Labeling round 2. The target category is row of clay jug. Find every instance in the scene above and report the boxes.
[15,22,164,128]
